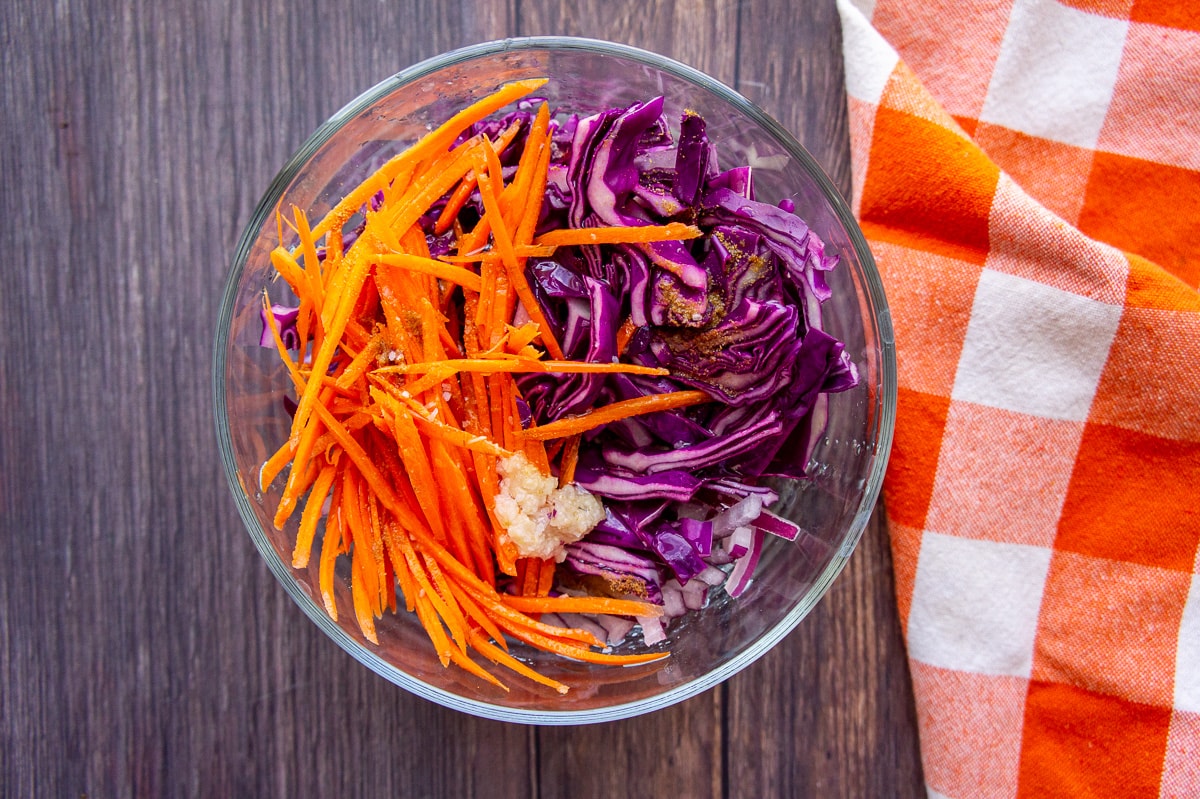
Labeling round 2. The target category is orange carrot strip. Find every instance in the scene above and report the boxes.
[371,385,512,458]
[379,518,417,613]
[350,549,379,644]
[519,558,540,597]
[513,385,550,475]
[430,439,495,584]
[434,174,478,237]
[524,438,551,475]
[419,554,471,655]
[524,390,710,441]
[474,254,496,345]
[342,470,382,611]
[319,466,346,620]
[426,442,478,589]
[502,595,665,617]
[491,265,512,350]
[260,291,304,391]
[433,117,525,235]
[412,589,455,667]
[292,459,338,568]
[288,245,373,444]
[504,626,669,666]
[333,334,383,390]
[615,316,638,354]
[376,253,483,292]
[417,296,445,365]
[268,246,308,294]
[515,117,552,246]
[361,482,390,610]
[386,405,449,544]
[293,206,325,313]
[481,601,604,649]
[450,583,508,650]
[411,535,601,647]
[377,144,480,252]
[310,78,547,239]
[534,222,702,247]
[558,434,581,485]
[465,627,568,694]
[310,401,431,538]
[438,245,556,263]
[399,224,439,307]
[473,144,566,361]
[445,641,506,690]
[498,104,547,224]
[272,409,326,529]
[260,438,295,493]
[489,375,508,453]
[535,559,556,596]
[392,525,479,669]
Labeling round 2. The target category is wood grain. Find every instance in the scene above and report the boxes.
[0,0,923,795]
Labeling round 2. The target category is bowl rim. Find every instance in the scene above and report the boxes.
[213,34,897,725]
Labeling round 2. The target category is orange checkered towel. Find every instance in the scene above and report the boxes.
[836,0,1200,796]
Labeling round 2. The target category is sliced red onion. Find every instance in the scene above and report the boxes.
[680,578,708,611]
[712,494,763,538]
[595,614,636,646]
[558,612,610,644]
[661,580,687,618]
[724,526,766,598]
[724,525,753,559]
[696,565,727,586]
[637,614,667,646]
[705,547,734,566]
[754,508,801,542]
[708,478,779,506]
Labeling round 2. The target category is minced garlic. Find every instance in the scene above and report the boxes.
[493,452,604,561]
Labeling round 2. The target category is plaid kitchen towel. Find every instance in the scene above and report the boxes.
[836,0,1200,796]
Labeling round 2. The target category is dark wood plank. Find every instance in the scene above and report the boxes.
[520,0,741,87]
[0,0,923,796]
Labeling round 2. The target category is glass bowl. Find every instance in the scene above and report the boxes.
[213,36,895,724]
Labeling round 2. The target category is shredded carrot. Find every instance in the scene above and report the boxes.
[376,253,483,293]
[535,558,556,597]
[437,244,556,263]
[310,78,547,240]
[502,595,664,618]
[558,434,581,485]
[533,221,702,248]
[293,459,338,568]
[615,316,639,355]
[433,116,524,235]
[524,390,710,441]
[258,80,686,693]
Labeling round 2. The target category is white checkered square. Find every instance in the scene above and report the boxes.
[907,531,1052,677]
[839,0,899,105]
[951,268,1123,421]
[1175,574,1200,713]
[979,0,1129,149]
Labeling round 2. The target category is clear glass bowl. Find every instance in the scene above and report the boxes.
[213,37,896,724]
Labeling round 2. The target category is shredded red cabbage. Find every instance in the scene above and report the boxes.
[483,100,858,612]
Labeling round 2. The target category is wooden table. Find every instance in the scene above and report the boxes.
[2,0,923,795]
